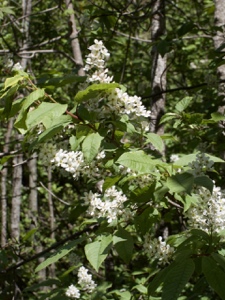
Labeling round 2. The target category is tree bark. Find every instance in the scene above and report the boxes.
[64,0,85,76]
[150,0,167,136]
[213,0,225,112]
[11,133,23,240]
[1,119,14,247]
[28,155,38,227]
[21,0,32,70]
[48,167,55,278]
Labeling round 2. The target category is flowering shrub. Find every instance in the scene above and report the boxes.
[2,39,225,299]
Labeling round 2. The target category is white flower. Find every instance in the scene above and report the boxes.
[77,266,97,293]
[65,284,80,299]
[170,154,179,163]
[106,88,151,118]
[81,186,127,223]
[12,62,24,71]
[185,185,225,233]
[84,39,113,83]
[144,234,174,265]
[52,150,84,179]
[188,152,214,176]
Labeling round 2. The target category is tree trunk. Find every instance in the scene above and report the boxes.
[21,0,32,70]
[48,167,55,278]
[213,0,225,113]
[150,0,167,136]
[28,155,38,227]
[11,133,23,240]
[64,0,85,76]
[1,118,14,247]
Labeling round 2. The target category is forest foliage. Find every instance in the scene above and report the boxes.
[1,0,225,299]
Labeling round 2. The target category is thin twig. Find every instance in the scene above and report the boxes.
[40,181,70,206]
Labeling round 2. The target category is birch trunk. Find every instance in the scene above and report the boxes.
[1,118,14,246]
[213,0,225,113]
[150,0,167,136]
[64,0,85,76]
[21,0,32,70]
[11,133,23,240]
[48,167,55,278]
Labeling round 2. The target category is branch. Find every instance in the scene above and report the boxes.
[142,82,208,99]
[1,223,99,273]
[40,181,70,206]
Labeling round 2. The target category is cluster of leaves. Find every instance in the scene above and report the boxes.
[1,60,225,300]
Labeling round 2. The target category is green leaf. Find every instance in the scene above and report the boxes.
[145,133,164,153]
[177,22,195,37]
[113,228,133,264]
[34,123,64,144]
[8,97,24,118]
[84,235,112,272]
[194,176,214,193]
[175,152,225,166]
[1,85,19,118]
[207,153,225,163]
[183,194,198,212]
[135,207,159,235]
[131,184,156,203]
[202,256,225,300]
[211,112,225,122]
[74,83,120,103]
[132,284,147,294]
[148,267,172,296]
[0,6,15,16]
[35,237,85,272]
[116,150,155,173]
[162,259,195,300]
[112,290,132,300]
[190,229,209,240]
[82,132,103,162]
[22,228,38,241]
[154,185,169,201]
[211,253,225,272]
[166,172,194,193]
[4,74,26,89]
[175,97,192,112]
[160,113,178,124]
[22,88,45,110]
[102,176,122,193]
[157,39,171,57]
[14,109,28,133]
[26,102,68,130]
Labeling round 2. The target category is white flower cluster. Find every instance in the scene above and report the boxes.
[82,186,128,223]
[39,143,57,167]
[84,39,113,83]
[65,266,96,298]
[12,62,23,72]
[82,39,151,119]
[5,59,24,72]
[106,88,151,118]
[170,154,179,163]
[144,234,174,265]
[52,149,107,180]
[51,149,84,179]
[188,152,214,176]
[65,284,80,299]
[185,186,225,233]
[130,172,153,189]
[77,266,97,293]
